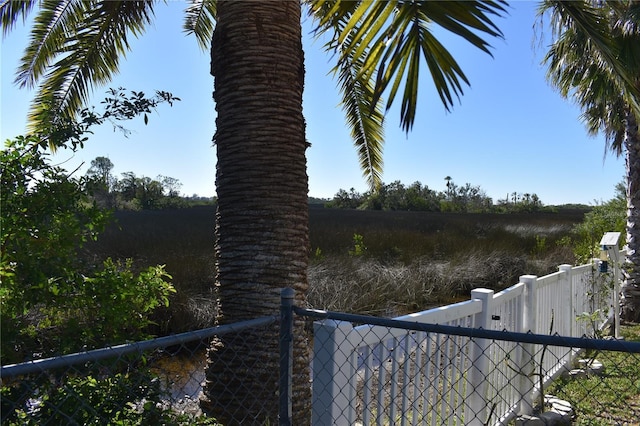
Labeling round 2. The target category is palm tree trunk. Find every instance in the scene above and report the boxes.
[200,1,311,424]
[623,109,640,322]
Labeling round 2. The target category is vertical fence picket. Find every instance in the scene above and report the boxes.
[466,289,493,425]
[412,331,430,426]
[453,334,465,425]
[389,336,399,423]
[377,343,388,425]
[362,345,373,425]
[443,335,452,426]
[300,258,623,425]
[428,332,439,425]
[518,275,537,416]
[560,264,573,337]
[400,333,411,426]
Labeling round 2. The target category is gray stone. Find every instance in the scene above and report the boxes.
[516,395,574,426]
[515,414,545,426]
[577,358,604,375]
[567,368,587,378]
[545,395,574,416]
[540,410,571,425]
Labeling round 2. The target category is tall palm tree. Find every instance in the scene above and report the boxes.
[445,175,453,198]
[198,3,312,423]
[540,0,640,322]
[1,1,507,422]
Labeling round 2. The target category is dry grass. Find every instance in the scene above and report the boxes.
[85,206,583,331]
[307,246,573,317]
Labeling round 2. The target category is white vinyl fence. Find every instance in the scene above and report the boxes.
[312,256,621,425]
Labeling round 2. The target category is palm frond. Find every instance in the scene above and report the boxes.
[374,4,472,131]
[541,0,640,154]
[15,0,86,89]
[22,0,156,149]
[183,0,216,51]
[335,45,386,190]
[310,0,385,190]
[542,0,640,116]
[307,0,358,35]
[309,0,505,185]
[0,0,38,36]
[314,0,507,133]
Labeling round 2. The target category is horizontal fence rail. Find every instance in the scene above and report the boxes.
[299,257,630,425]
[297,309,640,425]
[1,316,277,379]
[1,316,279,425]
[4,252,638,425]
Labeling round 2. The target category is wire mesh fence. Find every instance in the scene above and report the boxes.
[3,293,640,425]
[0,316,279,425]
[301,305,640,426]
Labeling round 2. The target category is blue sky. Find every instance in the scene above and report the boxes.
[1,1,624,205]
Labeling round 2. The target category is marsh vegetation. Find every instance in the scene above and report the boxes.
[85,206,585,335]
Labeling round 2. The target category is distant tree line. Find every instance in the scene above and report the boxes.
[326,178,545,213]
[84,156,214,210]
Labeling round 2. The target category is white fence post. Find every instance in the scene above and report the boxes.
[518,275,537,416]
[312,319,355,426]
[559,264,573,337]
[466,288,494,425]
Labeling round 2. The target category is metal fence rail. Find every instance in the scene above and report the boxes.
[289,305,640,425]
[3,258,640,425]
[1,316,277,379]
[1,316,278,425]
[290,260,624,426]
[3,297,640,425]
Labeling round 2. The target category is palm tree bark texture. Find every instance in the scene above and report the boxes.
[624,109,640,323]
[199,1,311,424]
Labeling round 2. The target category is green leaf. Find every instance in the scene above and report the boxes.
[318,0,506,133]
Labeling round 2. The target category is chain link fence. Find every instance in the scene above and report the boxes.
[3,294,640,425]
[299,306,640,425]
[0,316,278,425]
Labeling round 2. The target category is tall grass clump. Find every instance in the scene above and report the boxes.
[307,207,581,316]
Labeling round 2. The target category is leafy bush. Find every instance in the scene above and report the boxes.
[1,90,191,424]
[348,233,367,256]
[1,369,220,425]
[1,137,112,318]
[561,183,626,263]
[1,137,174,363]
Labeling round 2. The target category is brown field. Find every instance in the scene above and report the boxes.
[84,205,586,334]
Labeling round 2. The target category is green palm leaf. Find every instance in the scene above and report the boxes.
[310,0,505,186]
[542,0,640,155]
[541,0,640,117]
[334,33,386,191]
[15,0,88,89]
[0,0,38,36]
[16,0,156,149]
[183,0,217,51]
[323,0,506,132]
[310,1,385,190]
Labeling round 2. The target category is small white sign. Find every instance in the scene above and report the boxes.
[600,232,621,247]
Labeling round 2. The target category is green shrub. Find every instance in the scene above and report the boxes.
[1,369,220,425]
[563,183,626,263]
[348,233,367,256]
[1,137,174,363]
